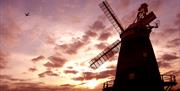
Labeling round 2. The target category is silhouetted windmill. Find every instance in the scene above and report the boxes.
[89,1,177,91]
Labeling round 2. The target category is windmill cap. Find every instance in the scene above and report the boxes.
[141,3,148,8]
[138,3,148,11]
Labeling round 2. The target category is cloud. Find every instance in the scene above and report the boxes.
[44,56,67,68]
[85,30,97,38]
[98,31,112,41]
[89,20,105,31]
[167,38,180,47]
[95,42,108,50]
[0,81,46,91]
[64,70,78,74]
[72,77,84,81]
[28,67,37,72]
[81,30,98,43]
[160,53,179,61]
[72,70,115,81]
[58,41,85,55]
[0,81,100,91]
[31,55,45,63]
[0,50,8,69]
[54,18,107,55]
[60,84,75,87]
[163,70,180,75]
[158,61,171,68]
[0,74,29,82]
[67,66,73,69]
[45,34,56,44]
[38,70,59,78]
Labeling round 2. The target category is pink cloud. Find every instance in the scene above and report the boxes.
[55,40,85,55]
[98,31,112,41]
[32,55,45,63]
[95,42,108,50]
[45,34,56,44]
[28,67,37,72]
[72,70,115,81]
[89,20,106,31]
[44,56,67,68]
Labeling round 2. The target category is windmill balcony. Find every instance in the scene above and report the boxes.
[102,75,177,91]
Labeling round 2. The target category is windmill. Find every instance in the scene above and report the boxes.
[89,1,177,91]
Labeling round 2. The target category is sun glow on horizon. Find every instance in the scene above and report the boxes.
[84,79,98,89]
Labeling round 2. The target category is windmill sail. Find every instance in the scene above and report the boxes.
[99,0,124,33]
[89,40,121,69]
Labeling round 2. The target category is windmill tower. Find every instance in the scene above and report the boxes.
[89,1,177,91]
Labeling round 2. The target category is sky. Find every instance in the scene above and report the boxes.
[0,0,180,91]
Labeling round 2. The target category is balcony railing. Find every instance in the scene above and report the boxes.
[102,75,177,91]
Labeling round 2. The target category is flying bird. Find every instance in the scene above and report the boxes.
[25,12,30,16]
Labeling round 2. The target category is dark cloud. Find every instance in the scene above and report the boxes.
[44,56,67,68]
[72,70,115,81]
[160,53,179,61]
[64,70,78,74]
[38,70,59,78]
[95,42,108,50]
[28,67,37,72]
[60,84,75,87]
[158,61,171,68]
[67,66,73,69]
[32,55,45,63]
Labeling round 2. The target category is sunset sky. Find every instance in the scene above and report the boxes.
[0,0,180,91]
